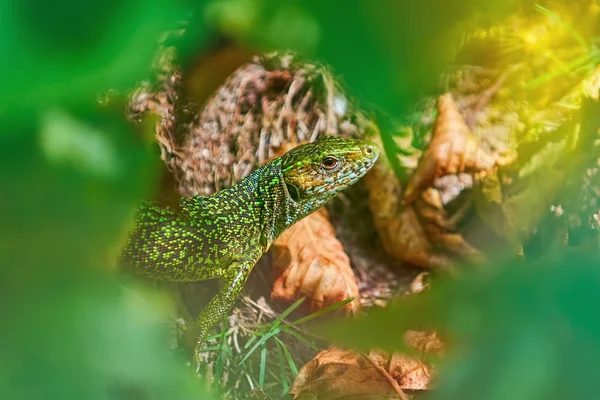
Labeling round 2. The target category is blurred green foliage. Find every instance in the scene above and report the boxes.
[0,0,188,110]
[0,108,215,399]
[317,250,600,400]
[206,0,522,113]
[0,0,216,398]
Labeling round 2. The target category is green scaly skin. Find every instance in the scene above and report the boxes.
[119,136,379,364]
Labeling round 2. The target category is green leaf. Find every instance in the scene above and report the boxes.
[206,0,516,115]
[0,0,193,110]
[316,252,600,400]
[281,328,319,352]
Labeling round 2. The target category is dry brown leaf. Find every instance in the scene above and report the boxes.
[271,208,360,314]
[289,346,408,400]
[363,105,499,270]
[403,93,515,204]
[290,335,444,399]
[364,135,462,270]
[402,330,445,354]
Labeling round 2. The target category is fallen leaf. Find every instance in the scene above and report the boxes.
[403,93,515,204]
[289,346,407,400]
[402,330,445,354]
[364,134,476,271]
[271,208,360,314]
[290,334,444,399]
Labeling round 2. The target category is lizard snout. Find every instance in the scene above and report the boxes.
[359,140,380,163]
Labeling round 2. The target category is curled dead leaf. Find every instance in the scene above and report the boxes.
[290,335,444,399]
[289,346,408,400]
[364,135,472,270]
[403,93,515,204]
[271,208,360,314]
[364,107,497,270]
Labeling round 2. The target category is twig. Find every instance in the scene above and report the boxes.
[360,352,409,400]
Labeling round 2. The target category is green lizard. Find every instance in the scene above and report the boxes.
[119,135,379,364]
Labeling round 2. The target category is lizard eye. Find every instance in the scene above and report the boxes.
[321,156,339,170]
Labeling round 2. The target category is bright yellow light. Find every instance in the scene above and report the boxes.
[520,24,550,52]
[523,30,539,46]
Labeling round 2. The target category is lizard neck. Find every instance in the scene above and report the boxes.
[255,159,302,251]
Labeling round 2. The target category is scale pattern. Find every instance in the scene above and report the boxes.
[119,136,379,363]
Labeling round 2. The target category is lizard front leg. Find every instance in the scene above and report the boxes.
[192,258,257,366]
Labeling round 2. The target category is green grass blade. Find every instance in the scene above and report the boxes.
[244,335,258,350]
[535,4,588,49]
[275,340,290,393]
[214,319,230,381]
[287,297,354,328]
[525,50,599,89]
[239,328,281,365]
[275,337,299,376]
[281,328,319,351]
[259,346,267,388]
[269,297,306,332]
[197,346,222,353]
[204,333,223,342]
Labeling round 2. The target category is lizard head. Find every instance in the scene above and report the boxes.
[280,135,379,217]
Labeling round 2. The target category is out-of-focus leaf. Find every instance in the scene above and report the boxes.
[0,269,213,400]
[315,252,600,400]
[474,68,600,246]
[0,0,189,109]
[205,0,516,116]
[40,109,122,178]
[476,168,566,245]
[2,108,157,268]
[0,104,214,398]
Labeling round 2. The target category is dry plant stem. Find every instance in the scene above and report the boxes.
[360,352,409,400]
